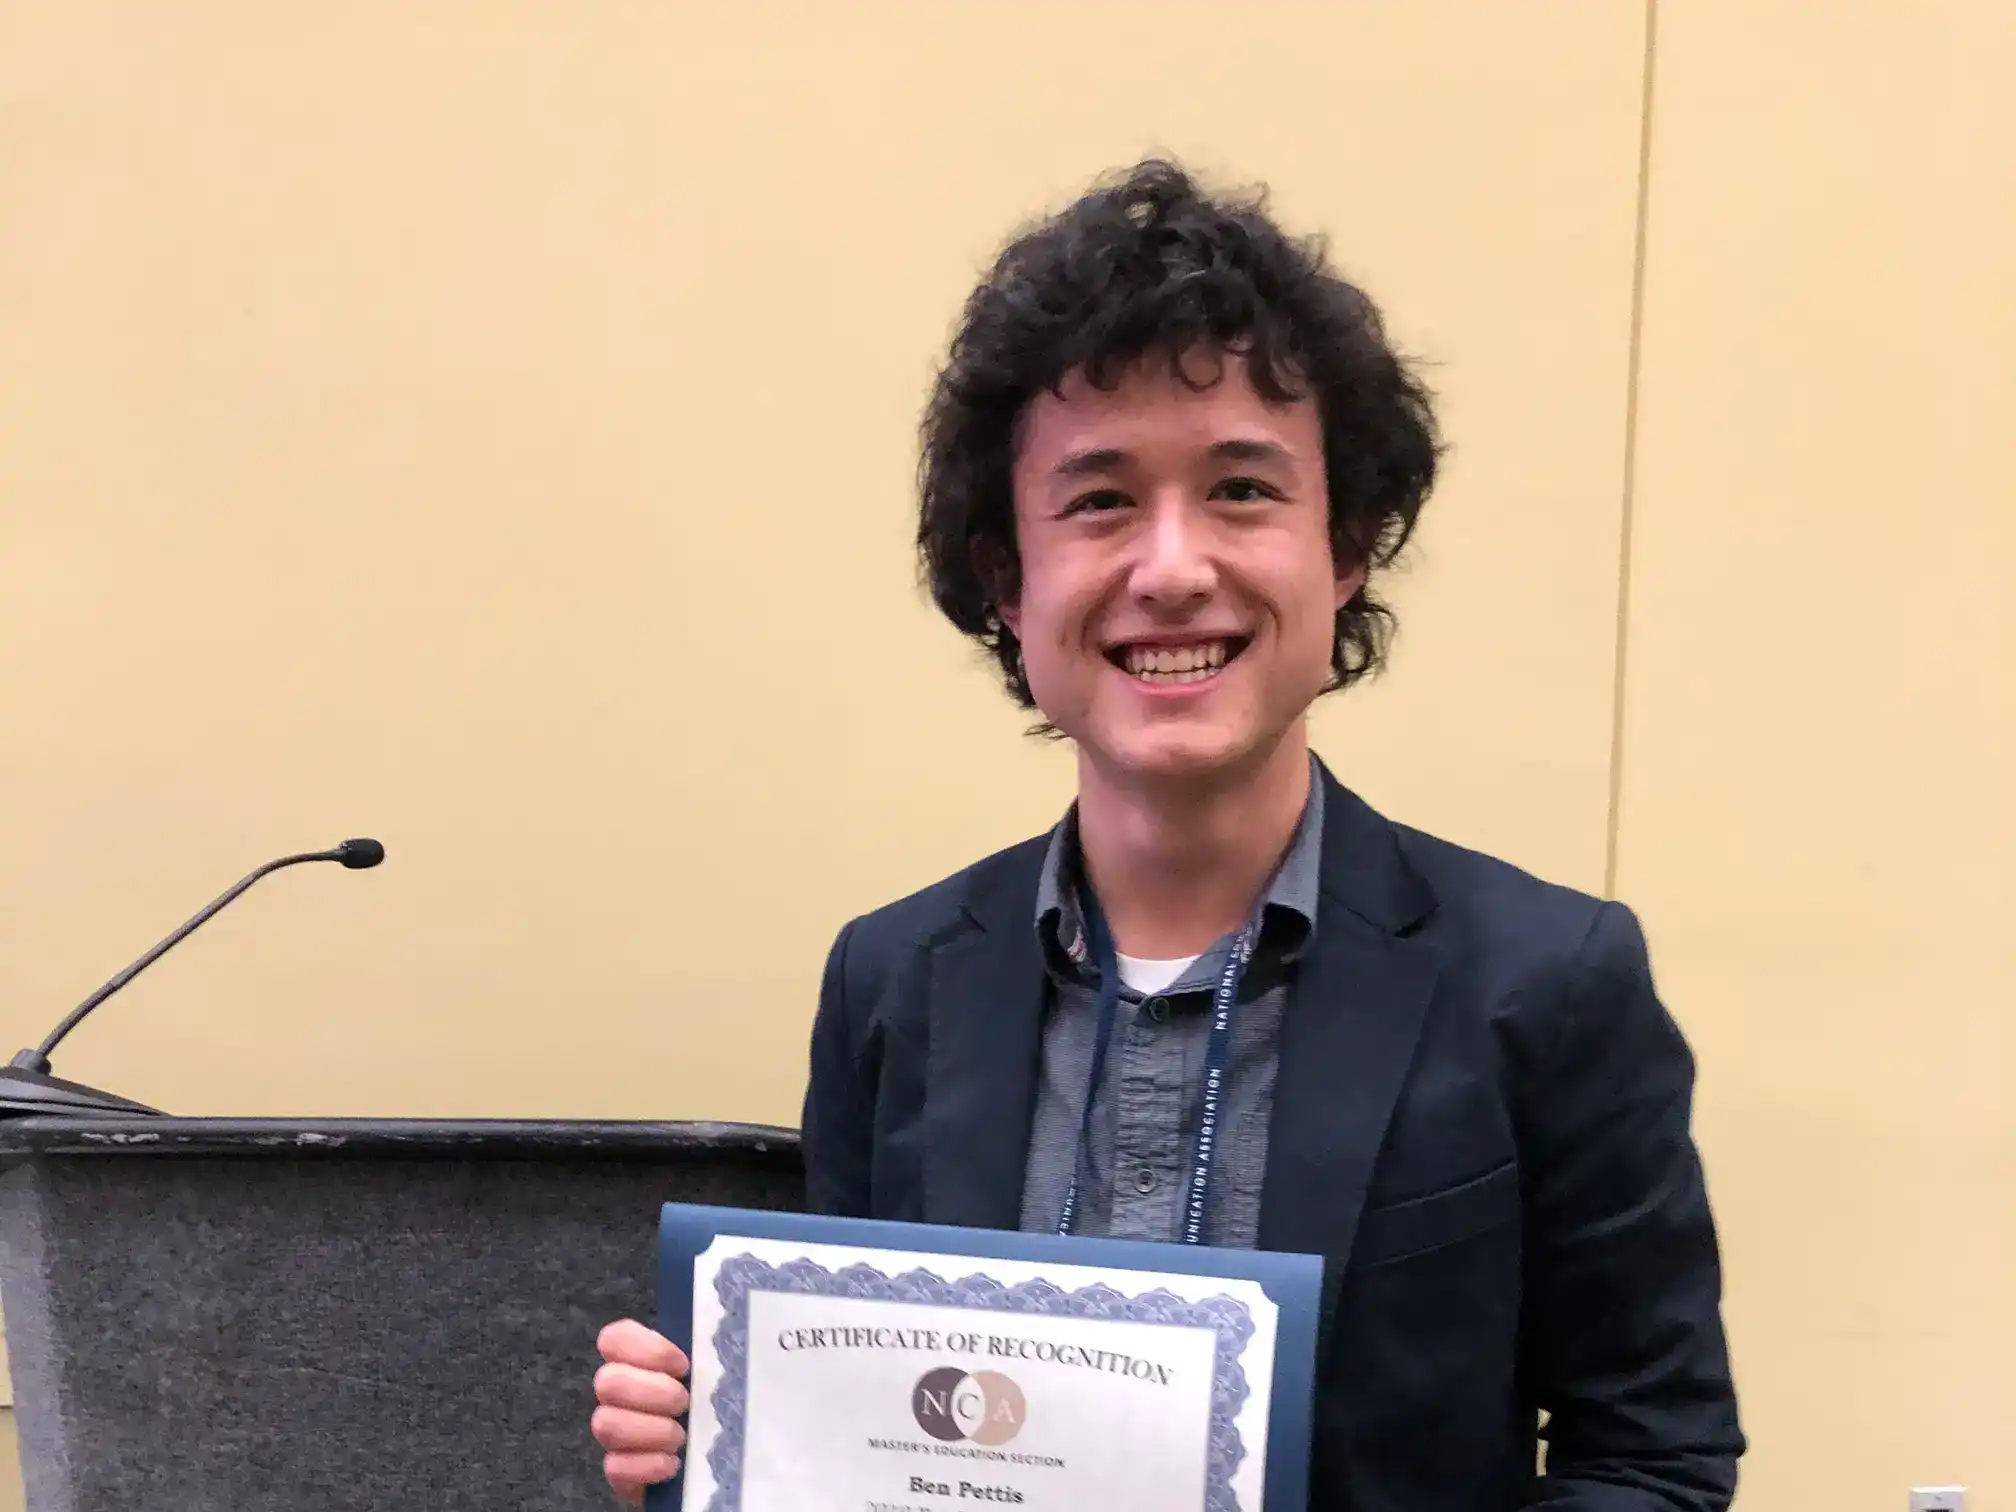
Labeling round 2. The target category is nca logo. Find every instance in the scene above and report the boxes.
[910,1367,1027,1446]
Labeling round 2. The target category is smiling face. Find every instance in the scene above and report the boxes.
[998,353,1363,789]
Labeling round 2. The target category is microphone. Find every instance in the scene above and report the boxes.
[0,839,387,1119]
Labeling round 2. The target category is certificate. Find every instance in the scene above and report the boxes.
[650,1205,1323,1512]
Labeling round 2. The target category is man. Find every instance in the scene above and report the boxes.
[591,159,1744,1510]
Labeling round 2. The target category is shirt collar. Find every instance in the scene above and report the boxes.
[1034,752,1326,977]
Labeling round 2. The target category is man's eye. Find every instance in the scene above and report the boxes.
[1062,489,1130,517]
[1213,476,1283,504]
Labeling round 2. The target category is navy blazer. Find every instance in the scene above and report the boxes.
[801,764,1744,1510]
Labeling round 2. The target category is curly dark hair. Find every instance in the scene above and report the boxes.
[917,158,1442,709]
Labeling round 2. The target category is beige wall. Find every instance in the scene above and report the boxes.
[0,3,2006,1509]
[1615,2,2016,1505]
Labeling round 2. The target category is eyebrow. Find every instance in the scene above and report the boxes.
[1050,438,1298,479]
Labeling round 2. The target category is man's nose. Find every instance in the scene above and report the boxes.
[1128,498,1217,608]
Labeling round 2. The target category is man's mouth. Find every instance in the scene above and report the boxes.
[1105,637,1253,685]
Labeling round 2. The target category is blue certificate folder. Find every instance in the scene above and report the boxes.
[648,1203,1323,1512]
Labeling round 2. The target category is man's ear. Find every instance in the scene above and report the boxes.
[1331,512,1376,612]
[974,536,1021,637]
[1334,560,1368,613]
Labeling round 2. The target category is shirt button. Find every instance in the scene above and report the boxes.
[1143,998,1170,1024]
[1133,1167,1157,1195]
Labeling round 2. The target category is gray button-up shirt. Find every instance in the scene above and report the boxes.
[1017,764,1325,1248]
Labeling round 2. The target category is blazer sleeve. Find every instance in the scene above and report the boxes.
[801,918,875,1218]
[1518,902,1746,1511]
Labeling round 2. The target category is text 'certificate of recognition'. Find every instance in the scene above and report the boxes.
[660,1211,1318,1512]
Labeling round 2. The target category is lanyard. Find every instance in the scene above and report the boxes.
[1055,890,1257,1246]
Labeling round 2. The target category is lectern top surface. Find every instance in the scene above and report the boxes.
[0,1115,802,1165]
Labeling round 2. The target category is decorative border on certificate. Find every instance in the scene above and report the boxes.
[702,1254,1257,1512]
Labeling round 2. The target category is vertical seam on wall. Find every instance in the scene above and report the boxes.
[1605,0,1660,900]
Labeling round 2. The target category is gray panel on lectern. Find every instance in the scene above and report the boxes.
[0,1118,805,1512]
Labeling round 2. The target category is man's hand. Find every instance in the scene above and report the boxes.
[592,1319,691,1507]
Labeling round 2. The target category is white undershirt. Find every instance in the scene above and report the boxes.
[1115,952,1200,997]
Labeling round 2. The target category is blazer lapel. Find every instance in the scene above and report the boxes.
[921,841,1049,1232]
[1259,768,1443,1270]
[910,769,1441,1253]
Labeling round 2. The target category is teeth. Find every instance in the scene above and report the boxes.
[1123,640,1233,682]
